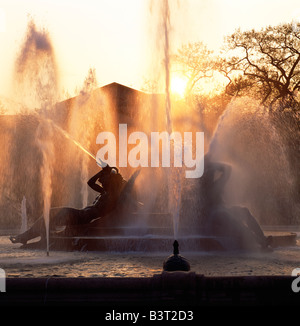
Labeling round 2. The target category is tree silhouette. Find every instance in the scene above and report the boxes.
[173,42,215,96]
[222,22,300,111]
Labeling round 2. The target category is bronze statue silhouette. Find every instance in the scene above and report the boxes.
[201,152,272,251]
[10,165,137,245]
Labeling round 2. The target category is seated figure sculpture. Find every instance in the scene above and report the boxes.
[201,152,272,251]
[10,165,136,245]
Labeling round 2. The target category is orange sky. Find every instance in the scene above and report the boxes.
[0,0,299,100]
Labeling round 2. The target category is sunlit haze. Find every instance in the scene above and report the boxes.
[170,75,188,98]
[0,0,299,100]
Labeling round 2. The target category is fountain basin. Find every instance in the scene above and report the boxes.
[22,234,225,252]
[264,231,297,248]
[20,231,297,252]
[18,213,298,252]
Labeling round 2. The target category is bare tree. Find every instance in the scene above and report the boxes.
[222,23,300,111]
[173,42,215,96]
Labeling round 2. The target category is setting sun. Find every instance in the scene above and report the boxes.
[170,76,188,98]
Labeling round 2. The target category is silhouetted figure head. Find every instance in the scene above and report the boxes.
[98,165,123,191]
[163,240,190,272]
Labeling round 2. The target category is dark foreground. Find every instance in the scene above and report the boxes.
[1,272,299,307]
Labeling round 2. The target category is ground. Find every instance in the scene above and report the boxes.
[0,235,299,278]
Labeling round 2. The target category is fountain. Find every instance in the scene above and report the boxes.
[1,4,300,311]
[1,7,299,258]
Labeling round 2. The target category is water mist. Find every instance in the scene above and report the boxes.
[14,19,59,255]
[36,122,54,256]
[20,196,27,233]
[153,0,184,239]
[68,68,100,208]
[207,97,298,225]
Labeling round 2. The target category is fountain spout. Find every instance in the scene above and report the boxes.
[173,239,179,255]
[163,240,190,272]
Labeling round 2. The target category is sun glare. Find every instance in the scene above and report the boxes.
[170,76,188,98]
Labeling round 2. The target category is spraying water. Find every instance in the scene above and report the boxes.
[44,116,97,161]
[162,0,172,134]
[36,121,54,256]
[20,196,27,233]
[206,97,298,225]
[14,19,58,256]
[68,68,100,207]
[14,19,58,111]
[157,0,183,239]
